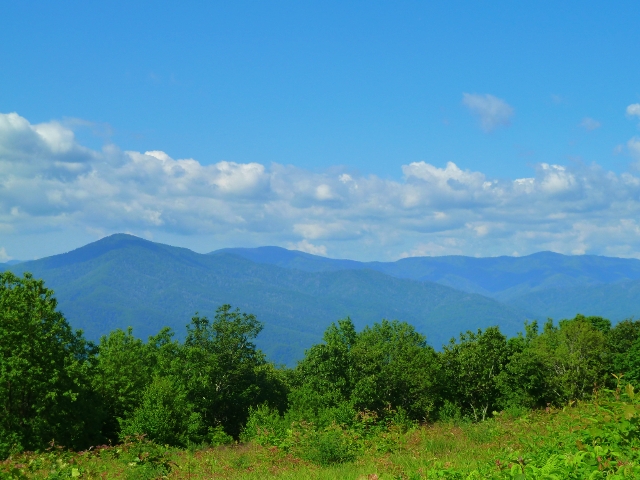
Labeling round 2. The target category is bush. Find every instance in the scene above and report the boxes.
[438,400,463,422]
[207,425,234,447]
[113,436,175,480]
[119,376,205,447]
[298,425,358,466]
[241,404,289,446]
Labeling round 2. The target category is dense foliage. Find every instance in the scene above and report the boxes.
[3,385,640,478]
[2,271,640,472]
[0,273,102,457]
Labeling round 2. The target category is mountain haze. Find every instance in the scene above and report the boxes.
[213,246,640,313]
[5,235,640,364]
[507,279,640,322]
[4,234,529,365]
[0,260,23,266]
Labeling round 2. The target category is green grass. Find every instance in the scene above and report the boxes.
[3,391,640,479]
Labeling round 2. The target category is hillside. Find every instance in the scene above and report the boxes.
[506,278,640,321]
[214,246,640,318]
[4,234,528,365]
[0,260,23,266]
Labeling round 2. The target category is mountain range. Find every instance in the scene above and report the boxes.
[213,246,640,301]
[3,234,640,365]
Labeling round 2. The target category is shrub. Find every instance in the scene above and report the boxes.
[119,376,205,447]
[298,425,358,466]
[241,404,289,446]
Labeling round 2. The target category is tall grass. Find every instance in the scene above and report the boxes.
[2,386,639,479]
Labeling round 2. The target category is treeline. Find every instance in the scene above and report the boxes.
[2,271,640,458]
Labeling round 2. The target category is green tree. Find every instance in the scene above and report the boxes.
[183,305,285,437]
[291,318,440,423]
[125,305,286,444]
[531,315,610,403]
[441,326,509,421]
[496,321,550,410]
[608,319,640,384]
[290,318,357,420]
[0,272,102,457]
[350,320,440,421]
[618,338,640,385]
[119,376,205,446]
[94,327,156,441]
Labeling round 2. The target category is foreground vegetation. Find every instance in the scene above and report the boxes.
[2,271,640,478]
[3,388,640,478]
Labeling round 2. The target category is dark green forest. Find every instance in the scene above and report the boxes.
[2,270,640,463]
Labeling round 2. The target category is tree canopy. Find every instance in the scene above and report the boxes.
[2,272,640,459]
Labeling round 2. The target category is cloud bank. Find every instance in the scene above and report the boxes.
[2,112,640,260]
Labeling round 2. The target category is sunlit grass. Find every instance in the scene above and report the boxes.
[2,398,639,479]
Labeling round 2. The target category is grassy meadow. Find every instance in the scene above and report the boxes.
[3,388,639,479]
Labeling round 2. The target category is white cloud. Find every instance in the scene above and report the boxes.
[315,184,334,200]
[580,117,601,131]
[467,223,490,237]
[462,93,514,132]
[0,247,11,262]
[626,103,640,118]
[288,239,327,256]
[537,163,577,194]
[4,111,640,260]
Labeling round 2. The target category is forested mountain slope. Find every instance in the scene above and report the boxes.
[6,234,640,364]
[213,246,640,299]
[506,279,640,321]
[4,234,528,365]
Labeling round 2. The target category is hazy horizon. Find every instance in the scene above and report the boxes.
[7,232,640,264]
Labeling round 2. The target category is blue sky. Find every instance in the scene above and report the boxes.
[2,1,640,260]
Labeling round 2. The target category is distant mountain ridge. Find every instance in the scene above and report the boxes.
[3,234,528,365]
[3,235,640,365]
[507,279,640,321]
[211,246,640,303]
[0,260,23,266]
